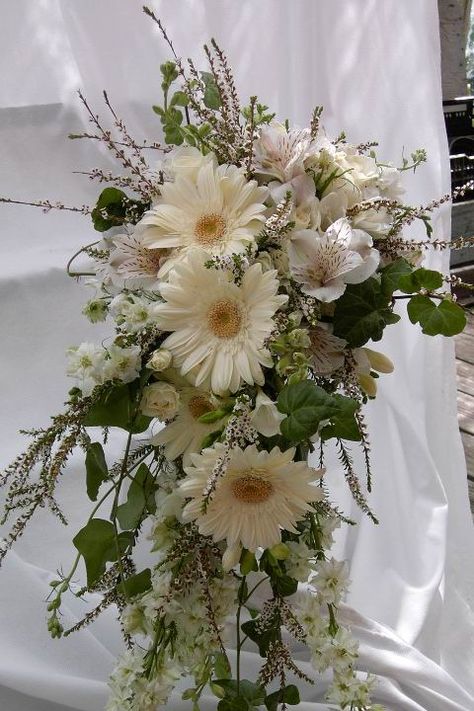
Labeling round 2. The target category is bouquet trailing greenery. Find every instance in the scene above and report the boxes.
[1,8,472,710]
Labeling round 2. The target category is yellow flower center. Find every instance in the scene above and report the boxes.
[232,471,274,504]
[194,213,227,246]
[188,395,213,420]
[207,299,243,339]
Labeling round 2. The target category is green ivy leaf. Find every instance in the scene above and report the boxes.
[164,124,184,145]
[407,295,467,336]
[170,90,189,107]
[320,394,361,442]
[91,187,127,232]
[213,652,232,680]
[217,699,250,711]
[398,267,444,293]
[333,278,400,347]
[265,685,300,710]
[85,442,109,501]
[118,568,152,598]
[201,71,221,109]
[240,620,279,657]
[84,383,151,433]
[273,575,298,597]
[240,549,258,575]
[277,380,338,442]
[216,680,265,706]
[91,187,146,233]
[116,463,156,530]
[72,518,132,587]
[380,258,413,297]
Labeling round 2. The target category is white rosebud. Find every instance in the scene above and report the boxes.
[255,251,274,272]
[140,382,180,420]
[250,390,285,437]
[270,248,290,277]
[147,348,173,372]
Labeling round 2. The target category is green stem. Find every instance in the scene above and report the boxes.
[393,293,444,300]
[66,240,99,278]
[110,430,134,601]
[244,575,269,604]
[236,576,247,692]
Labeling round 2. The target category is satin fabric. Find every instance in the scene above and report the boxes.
[1,1,474,709]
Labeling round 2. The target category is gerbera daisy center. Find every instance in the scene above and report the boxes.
[194,213,227,246]
[188,395,214,420]
[207,299,243,339]
[231,470,274,504]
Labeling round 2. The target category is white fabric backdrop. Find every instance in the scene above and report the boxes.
[1,1,474,709]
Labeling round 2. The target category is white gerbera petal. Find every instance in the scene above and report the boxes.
[152,387,224,464]
[154,251,287,395]
[138,157,267,268]
[180,443,325,554]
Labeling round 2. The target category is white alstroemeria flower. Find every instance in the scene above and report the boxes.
[317,190,349,231]
[139,159,268,276]
[309,325,346,375]
[350,205,392,238]
[253,122,316,182]
[250,389,285,437]
[270,173,322,231]
[107,230,172,289]
[288,218,380,302]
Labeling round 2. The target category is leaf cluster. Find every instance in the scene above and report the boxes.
[277,381,361,444]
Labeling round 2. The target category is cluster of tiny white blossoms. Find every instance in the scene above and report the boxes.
[66,342,141,396]
[106,648,180,711]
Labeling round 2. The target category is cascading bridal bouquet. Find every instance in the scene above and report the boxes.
[1,8,472,711]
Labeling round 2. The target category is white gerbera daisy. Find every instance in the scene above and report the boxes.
[139,159,268,275]
[288,218,379,302]
[154,250,288,394]
[180,443,324,553]
[152,386,225,464]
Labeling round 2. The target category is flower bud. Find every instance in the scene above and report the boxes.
[82,299,108,323]
[358,373,377,398]
[140,382,180,420]
[147,348,173,372]
[363,348,394,373]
